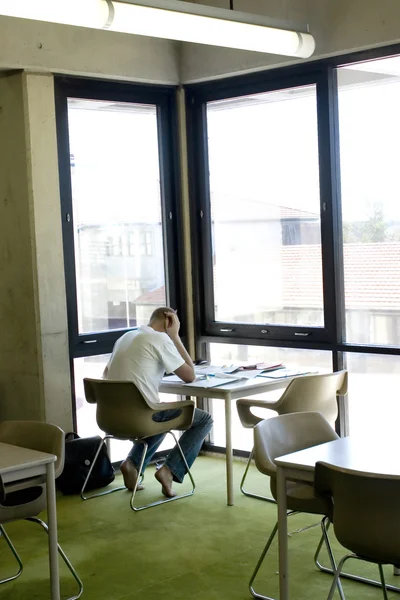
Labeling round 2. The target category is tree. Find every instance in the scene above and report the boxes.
[343,201,389,243]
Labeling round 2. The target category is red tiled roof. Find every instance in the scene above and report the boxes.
[210,196,319,222]
[282,243,400,309]
[278,206,318,220]
[134,287,166,305]
[133,243,400,311]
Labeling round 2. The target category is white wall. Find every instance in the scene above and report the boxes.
[0,16,180,84]
[180,0,400,82]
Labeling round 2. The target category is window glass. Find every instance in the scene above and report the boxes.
[345,353,400,436]
[208,344,332,450]
[67,98,166,334]
[206,85,323,327]
[338,57,400,345]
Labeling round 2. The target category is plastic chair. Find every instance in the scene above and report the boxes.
[236,370,348,502]
[315,462,400,600]
[0,420,83,599]
[83,378,196,511]
[249,411,344,600]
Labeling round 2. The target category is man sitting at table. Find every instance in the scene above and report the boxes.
[103,306,213,498]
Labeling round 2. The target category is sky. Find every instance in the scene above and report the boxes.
[67,57,400,228]
[68,100,162,226]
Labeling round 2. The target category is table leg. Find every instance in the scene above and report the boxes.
[225,395,234,506]
[277,466,289,600]
[46,461,60,600]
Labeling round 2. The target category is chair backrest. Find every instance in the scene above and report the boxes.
[274,370,348,427]
[0,421,65,524]
[254,411,338,478]
[315,462,400,565]
[83,378,191,439]
[0,421,65,477]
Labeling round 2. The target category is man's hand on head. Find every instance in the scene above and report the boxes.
[163,309,195,382]
[164,310,180,339]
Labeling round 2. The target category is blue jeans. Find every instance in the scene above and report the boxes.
[127,407,213,483]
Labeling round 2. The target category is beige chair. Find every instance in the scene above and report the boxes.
[315,462,400,600]
[0,420,83,599]
[83,378,196,511]
[237,370,348,501]
[249,411,344,600]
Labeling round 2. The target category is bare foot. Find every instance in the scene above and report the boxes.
[120,460,144,491]
[155,465,177,498]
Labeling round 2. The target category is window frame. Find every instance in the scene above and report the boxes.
[186,44,400,442]
[55,77,186,360]
[186,68,344,348]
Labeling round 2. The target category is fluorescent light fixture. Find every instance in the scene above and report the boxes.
[0,0,316,58]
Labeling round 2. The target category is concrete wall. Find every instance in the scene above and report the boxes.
[0,16,179,84]
[0,15,180,431]
[0,72,72,430]
[180,0,400,82]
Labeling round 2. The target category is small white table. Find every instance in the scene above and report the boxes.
[0,442,60,600]
[275,436,400,600]
[160,376,292,505]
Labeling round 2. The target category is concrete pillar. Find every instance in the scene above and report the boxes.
[0,72,73,431]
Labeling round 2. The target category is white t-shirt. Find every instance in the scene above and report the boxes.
[105,325,184,404]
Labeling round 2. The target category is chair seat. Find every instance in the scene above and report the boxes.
[270,478,331,516]
[4,476,46,492]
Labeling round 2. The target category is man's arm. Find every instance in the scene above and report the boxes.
[165,311,195,383]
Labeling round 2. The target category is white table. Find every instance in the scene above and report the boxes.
[275,436,400,600]
[0,442,60,600]
[160,376,292,505]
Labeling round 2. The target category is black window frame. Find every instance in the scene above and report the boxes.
[55,76,186,359]
[185,43,400,358]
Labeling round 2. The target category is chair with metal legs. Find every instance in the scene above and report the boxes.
[0,421,83,599]
[237,370,348,502]
[314,462,400,599]
[249,411,345,600]
[83,378,196,511]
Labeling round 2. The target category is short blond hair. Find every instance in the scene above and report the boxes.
[148,306,176,324]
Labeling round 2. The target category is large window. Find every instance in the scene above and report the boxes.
[338,58,400,346]
[56,78,183,434]
[189,72,337,345]
[188,51,400,448]
[207,86,323,329]
[67,98,165,335]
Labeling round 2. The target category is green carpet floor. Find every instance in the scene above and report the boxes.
[0,456,398,600]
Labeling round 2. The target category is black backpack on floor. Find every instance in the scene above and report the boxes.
[56,433,115,495]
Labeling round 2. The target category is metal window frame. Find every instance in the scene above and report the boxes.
[185,43,400,442]
[55,77,185,429]
[55,77,185,358]
[186,68,341,347]
[185,42,400,359]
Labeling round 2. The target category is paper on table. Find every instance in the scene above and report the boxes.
[258,368,318,379]
[162,372,243,385]
[184,376,244,388]
[224,362,283,374]
[231,369,261,379]
[194,365,226,375]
